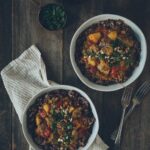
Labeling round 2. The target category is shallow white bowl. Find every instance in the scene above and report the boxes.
[22,85,99,150]
[70,14,147,92]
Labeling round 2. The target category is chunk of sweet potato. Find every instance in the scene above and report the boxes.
[87,56,96,66]
[69,106,75,113]
[108,31,117,40]
[101,46,113,56]
[97,60,110,75]
[88,32,101,43]
[89,44,99,52]
[36,114,41,126]
[43,103,49,113]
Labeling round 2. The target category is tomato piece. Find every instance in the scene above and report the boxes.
[111,66,119,73]
[111,65,126,79]
[57,100,63,108]
[43,128,51,138]
[89,67,97,74]
[111,66,119,79]
[87,39,94,46]
[39,109,46,118]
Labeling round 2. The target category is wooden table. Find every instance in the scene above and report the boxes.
[0,0,150,150]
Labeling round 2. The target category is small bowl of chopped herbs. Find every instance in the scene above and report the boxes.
[39,3,67,30]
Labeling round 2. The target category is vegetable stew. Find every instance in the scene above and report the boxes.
[27,90,95,150]
[75,19,141,85]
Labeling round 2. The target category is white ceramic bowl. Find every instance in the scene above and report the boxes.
[70,14,147,92]
[22,85,99,150]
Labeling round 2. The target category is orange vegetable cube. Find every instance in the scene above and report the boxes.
[88,32,101,43]
[108,31,117,40]
[69,106,75,113]
[97,60,110,75]
[87,56,96,66]
[89,44,99,52]
[101,46,113,56]
[43,103,49,113]
[35,115,41,125]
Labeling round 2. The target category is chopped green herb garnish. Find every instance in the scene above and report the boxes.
[86,50,96,57]
[125,58,132,66]
[51,108,55,115]
[111,38,126,48]
[52,122,57,131]
[97,53,105,60]
[66,124,73,130]
[39,4,67,30]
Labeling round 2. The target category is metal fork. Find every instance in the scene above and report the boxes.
[111,80,150,141]
[114,87,133,149]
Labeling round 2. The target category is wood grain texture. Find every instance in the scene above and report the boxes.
[12,0,63,149]
[62,0,104,145]
[0,0,149,150]
[0,1,12,150]
[120,1,150,149]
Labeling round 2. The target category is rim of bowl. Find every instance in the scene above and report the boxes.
[22,85,99,150]
[70,14,147,92]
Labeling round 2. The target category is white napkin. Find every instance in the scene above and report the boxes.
[1,45,108,150]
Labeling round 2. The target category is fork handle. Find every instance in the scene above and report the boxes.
[111,103,137,141]
[124,103,136,122]
[115,108,126,145]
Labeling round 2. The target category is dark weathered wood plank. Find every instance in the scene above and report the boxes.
[62,0,103,85]
[101,90,123,147]
[102,0,150,149]
[63,0,105,145]
[0,1,12,150]
[10,0,150,150]
[121,1,150,149]
[12,0,63,149]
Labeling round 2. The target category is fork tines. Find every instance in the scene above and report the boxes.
[121,87,133,107]
[135,80,150,100]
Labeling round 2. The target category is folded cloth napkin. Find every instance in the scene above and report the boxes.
[1,45,108,150]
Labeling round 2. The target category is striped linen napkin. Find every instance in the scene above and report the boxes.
[1,45,108,150]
